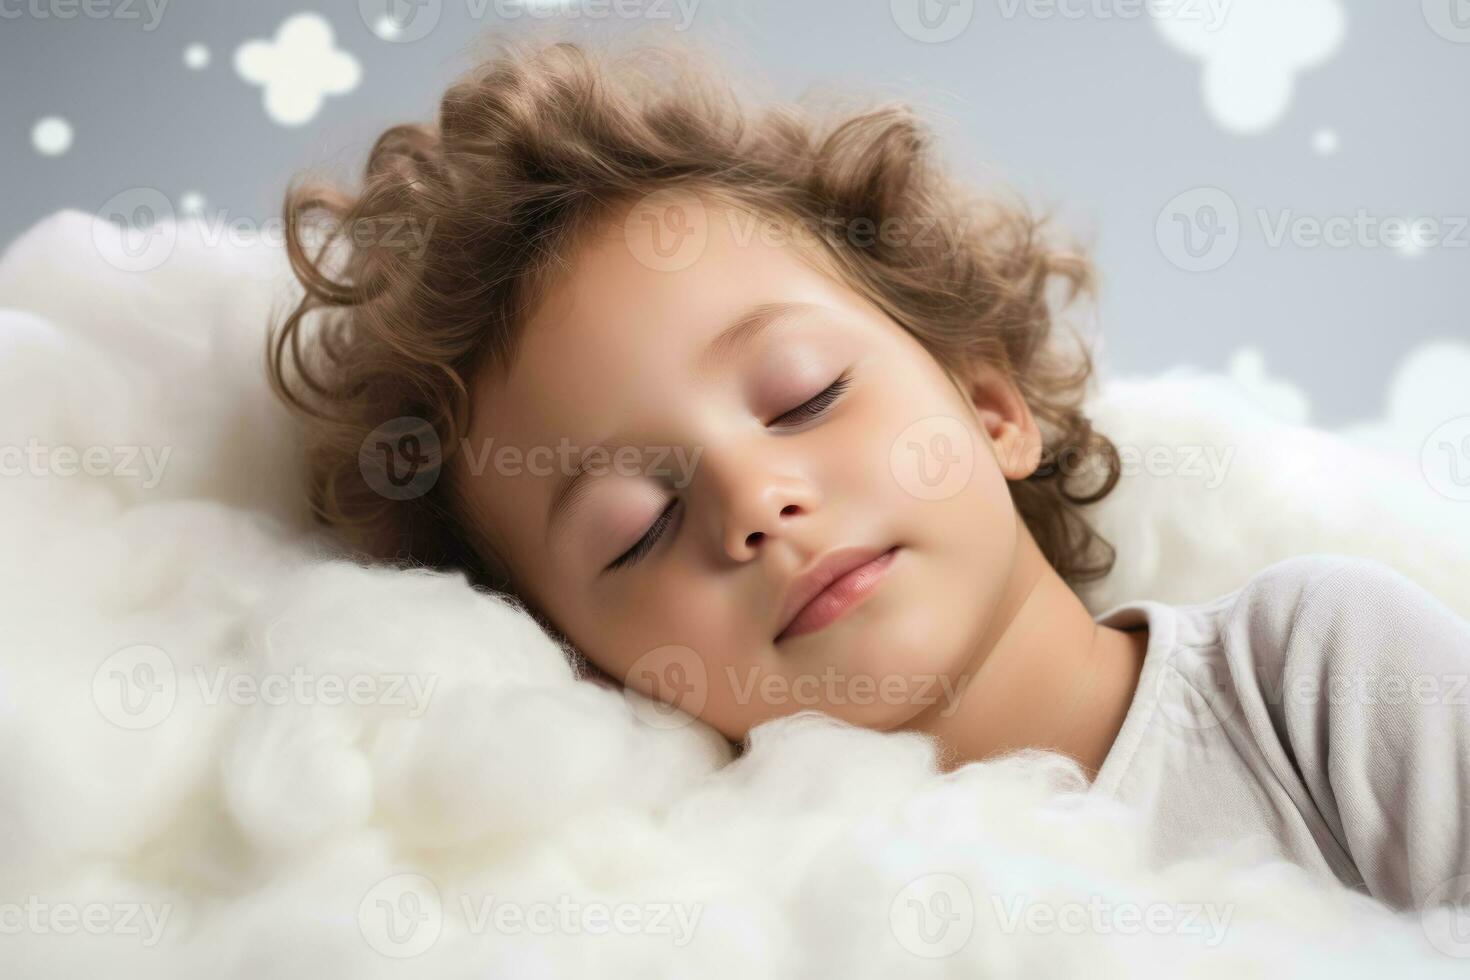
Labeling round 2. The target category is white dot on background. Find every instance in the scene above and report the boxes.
[1312,127,1339,156]
[32,116,73,156]
[372,15,401,39]
[180,192,206,215]
[184,43,211,70]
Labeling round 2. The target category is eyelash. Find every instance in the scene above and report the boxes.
[769,371,852,427]
[607,497,678,572]
[604,372,853,573]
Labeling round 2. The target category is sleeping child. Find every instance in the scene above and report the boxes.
[265,31,1470,917]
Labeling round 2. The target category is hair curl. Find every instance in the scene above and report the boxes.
[266,29,1123,655]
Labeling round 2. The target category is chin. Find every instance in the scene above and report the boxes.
[804,634,965,730]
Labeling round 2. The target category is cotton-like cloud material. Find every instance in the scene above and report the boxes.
[0,210,1466,976]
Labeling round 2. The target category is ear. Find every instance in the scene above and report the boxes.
[956,359,1044,481]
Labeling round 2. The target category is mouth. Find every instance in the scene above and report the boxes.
[774,545,900,644]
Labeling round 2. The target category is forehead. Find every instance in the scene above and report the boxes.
[471,197,844,445]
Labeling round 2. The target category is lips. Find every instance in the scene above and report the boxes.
[774,544,899,643]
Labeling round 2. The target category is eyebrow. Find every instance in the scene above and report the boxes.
[543,300,819,543]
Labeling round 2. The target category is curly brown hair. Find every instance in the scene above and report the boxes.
[265,29,1122,650]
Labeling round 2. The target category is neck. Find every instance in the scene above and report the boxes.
[905,521,1148,781]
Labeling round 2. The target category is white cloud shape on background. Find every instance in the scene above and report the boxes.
[1222,338,1470,505]
[1223,338,1470,458]
[1152,0,1346,134]
[1337,339,1470,456]
[235,13,361,127]
[1225,347,1311,425]
[31,116,73,156]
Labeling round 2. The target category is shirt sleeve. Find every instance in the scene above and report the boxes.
[1247,554,1470,911]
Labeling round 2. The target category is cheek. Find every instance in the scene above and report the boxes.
[575,583,765,742]
[839,364,989,517]
[862,365,1020,603]
[580,567,751,682]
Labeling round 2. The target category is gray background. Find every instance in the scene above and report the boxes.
[2,1,1466,427]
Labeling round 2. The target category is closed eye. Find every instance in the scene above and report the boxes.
[604,372,853,574]
[606,497,678,572]
[769,371,852,427]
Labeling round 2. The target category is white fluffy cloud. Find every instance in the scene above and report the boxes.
[2,210,1468,976]
[1337,339,1470,456]
[235,13,362,127]
[1225,346,1312,425]
[1152,0,1346,134]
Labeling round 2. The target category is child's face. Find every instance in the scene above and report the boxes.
[462,193,1041,740]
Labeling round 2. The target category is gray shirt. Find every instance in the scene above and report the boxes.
[1089,553,1470,913]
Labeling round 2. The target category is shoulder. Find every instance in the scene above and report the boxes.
[1221,552,1468,698]
[1216,561,1470,913]
[1229,552,1415,606]
[1224,553,1434,636]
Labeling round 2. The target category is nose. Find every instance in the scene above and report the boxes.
[716,466,820,562]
